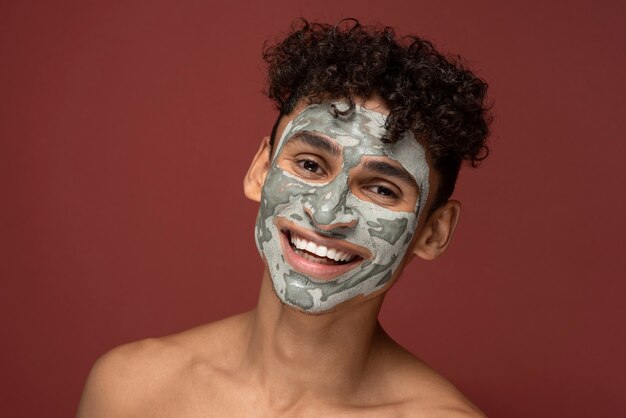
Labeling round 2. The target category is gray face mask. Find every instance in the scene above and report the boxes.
[255,102,430,313]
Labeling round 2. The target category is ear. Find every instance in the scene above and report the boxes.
[243,136,272,202]
[412,200,461,260]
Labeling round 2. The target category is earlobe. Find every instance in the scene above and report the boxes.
[412,200,461,260]
[243,136,272,202]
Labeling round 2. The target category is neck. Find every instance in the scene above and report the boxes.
[244,270,385,403]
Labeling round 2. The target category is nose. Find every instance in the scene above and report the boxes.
[302,173,358,231]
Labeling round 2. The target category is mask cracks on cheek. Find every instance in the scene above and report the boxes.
[255,166,314,247]
[343,194,416,278]
[366,217,409,245]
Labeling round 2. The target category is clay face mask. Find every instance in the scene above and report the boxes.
[255,102,430,313]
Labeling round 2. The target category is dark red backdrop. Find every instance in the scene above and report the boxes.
[1,1,625,416]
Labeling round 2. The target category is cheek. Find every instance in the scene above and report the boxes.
[366,220,413,262]
[366,217,409,246]
[262,170,305,207]
[344,195,416,264]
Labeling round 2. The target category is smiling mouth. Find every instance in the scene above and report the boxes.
[274,218,370,281]
[286,231,359,266]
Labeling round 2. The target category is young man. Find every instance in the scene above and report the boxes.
[78,20,490,417]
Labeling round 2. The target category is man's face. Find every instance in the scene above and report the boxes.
[254,101,430,313]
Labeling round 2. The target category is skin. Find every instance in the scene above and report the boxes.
[77,97,484,418]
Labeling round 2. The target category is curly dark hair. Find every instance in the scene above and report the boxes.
[263,18,491,210]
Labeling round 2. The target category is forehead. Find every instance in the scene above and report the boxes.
[285,102,388,148]
[275,102,430,188]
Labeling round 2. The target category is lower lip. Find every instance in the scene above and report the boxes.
[279,232,363,282]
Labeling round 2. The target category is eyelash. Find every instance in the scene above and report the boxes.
[365,184,399,199]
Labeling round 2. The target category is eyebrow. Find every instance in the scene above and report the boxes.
[287,131,342,157]
[362,160,420,191]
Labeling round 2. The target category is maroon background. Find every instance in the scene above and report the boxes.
[1,1,625,416]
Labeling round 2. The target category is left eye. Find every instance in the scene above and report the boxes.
[367,185,398,198]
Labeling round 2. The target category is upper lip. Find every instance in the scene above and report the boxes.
[274,218,372,261]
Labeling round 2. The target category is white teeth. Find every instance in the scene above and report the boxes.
[305,241,317,253]
[289,232,357,263]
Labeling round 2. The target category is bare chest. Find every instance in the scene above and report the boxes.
[131,371,409,418]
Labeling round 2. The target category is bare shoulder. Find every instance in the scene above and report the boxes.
[77,336,183,417]
[401,362,485,417]
[369,334,486,417]
[77,312,252,417]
